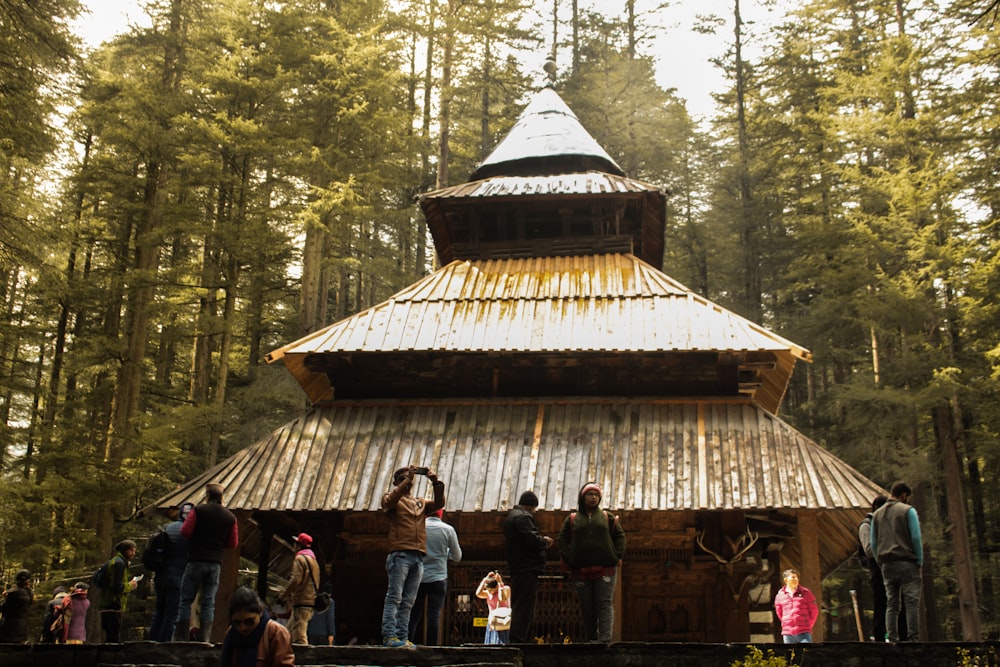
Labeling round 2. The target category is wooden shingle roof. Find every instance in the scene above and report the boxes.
[151,399,881,574]
[266,254,811,414]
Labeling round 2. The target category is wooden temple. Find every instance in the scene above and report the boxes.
[150,84,884,645]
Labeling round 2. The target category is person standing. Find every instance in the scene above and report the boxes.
[503,490,553,644]
[475,571,510,645]
[149,502,193,641]
[0,569,34,643]
[870,480,922,642]
[40,585,66,643]
[773,568,819,643]
[858,495,897,641]
[408,508,462,645]
[277,532,320,645]
[380,465,445,648]
[60,582,90,644]
[99,541,139,643]
[558,482,625,643]
[174,482,239,642]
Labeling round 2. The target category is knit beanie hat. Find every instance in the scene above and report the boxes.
[518,490,539,507]
[580,483,602,499]
[116,539,137,554]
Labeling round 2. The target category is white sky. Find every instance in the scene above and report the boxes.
[73,0,787,120]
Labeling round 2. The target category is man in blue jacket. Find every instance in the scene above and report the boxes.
[870,481,922,642]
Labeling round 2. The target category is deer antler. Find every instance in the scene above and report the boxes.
[725,527,760,563]
[697,527,762,590]
[695,531,729,565]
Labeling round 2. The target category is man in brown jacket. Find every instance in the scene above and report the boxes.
[277,533,319,645]
[380,465,445,648]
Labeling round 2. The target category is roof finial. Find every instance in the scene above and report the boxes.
[543,58,557,85]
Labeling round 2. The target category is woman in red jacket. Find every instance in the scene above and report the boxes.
[773,569,819,643]
[221,587,294,667]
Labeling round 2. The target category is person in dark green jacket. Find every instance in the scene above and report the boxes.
[100,540,138,642]
[558,482,626,643]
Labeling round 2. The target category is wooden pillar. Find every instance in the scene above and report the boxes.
[798,510,823,642]
[612,560,622,640]
[257,525,273,602]
[210,546,241,642]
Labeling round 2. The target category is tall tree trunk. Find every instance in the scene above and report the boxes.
[733,0,761,322]
[933,401,981,640]
[437,0,458,189]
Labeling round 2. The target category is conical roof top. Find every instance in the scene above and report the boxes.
[469,86,625,180]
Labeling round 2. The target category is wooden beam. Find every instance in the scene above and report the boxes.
[798,510,823,642]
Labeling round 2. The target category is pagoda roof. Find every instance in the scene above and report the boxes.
[148,398,881,577]
[468,86,625,180]
[266,254,811,414]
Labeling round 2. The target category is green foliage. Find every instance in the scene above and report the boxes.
[730,645,801,667]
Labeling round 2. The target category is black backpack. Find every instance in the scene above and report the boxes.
[92,558,111,588]
[141,528,171,572]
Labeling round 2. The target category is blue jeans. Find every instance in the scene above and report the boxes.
[174,561,221,639]
[783,632,812,643]
[409,579,447,644]
[882,560,920,641]
[381,550,423,642]
[572,573,616,642]
[149,569,183,641]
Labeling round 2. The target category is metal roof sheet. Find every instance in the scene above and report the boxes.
[150,399,881,574]
[266,254,810,413]
[469,87,625,180]
[268,255,808,358]
[420,172,661,201]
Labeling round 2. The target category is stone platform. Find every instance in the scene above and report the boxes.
[1,640,997,667]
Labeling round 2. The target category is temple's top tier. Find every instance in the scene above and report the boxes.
[469,86,625,180]
[419,86,666,268]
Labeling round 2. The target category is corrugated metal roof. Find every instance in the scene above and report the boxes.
[150,399,880,574]
[420,172,661,201]
[155,400,876,514]
[269,255,807,358]
[468,87,625,180]
[266,254,811,413]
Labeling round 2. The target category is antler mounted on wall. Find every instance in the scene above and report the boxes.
[695,526,763,602]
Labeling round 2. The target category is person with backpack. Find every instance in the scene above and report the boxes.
[276,532,320,645]
[148,502,194,641]
[558,482,626,643]
[99,540,139,643]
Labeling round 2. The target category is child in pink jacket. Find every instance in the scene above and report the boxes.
[774,569,819,643]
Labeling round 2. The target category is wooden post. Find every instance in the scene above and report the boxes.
[798,511,823,642]
[210,545,241,642]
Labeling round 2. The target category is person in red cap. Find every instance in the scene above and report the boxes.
[278,532,320,645]
[558,482,626,643]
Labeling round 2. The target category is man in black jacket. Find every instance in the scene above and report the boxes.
[173,483,238,642]
[503,491,554,643]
